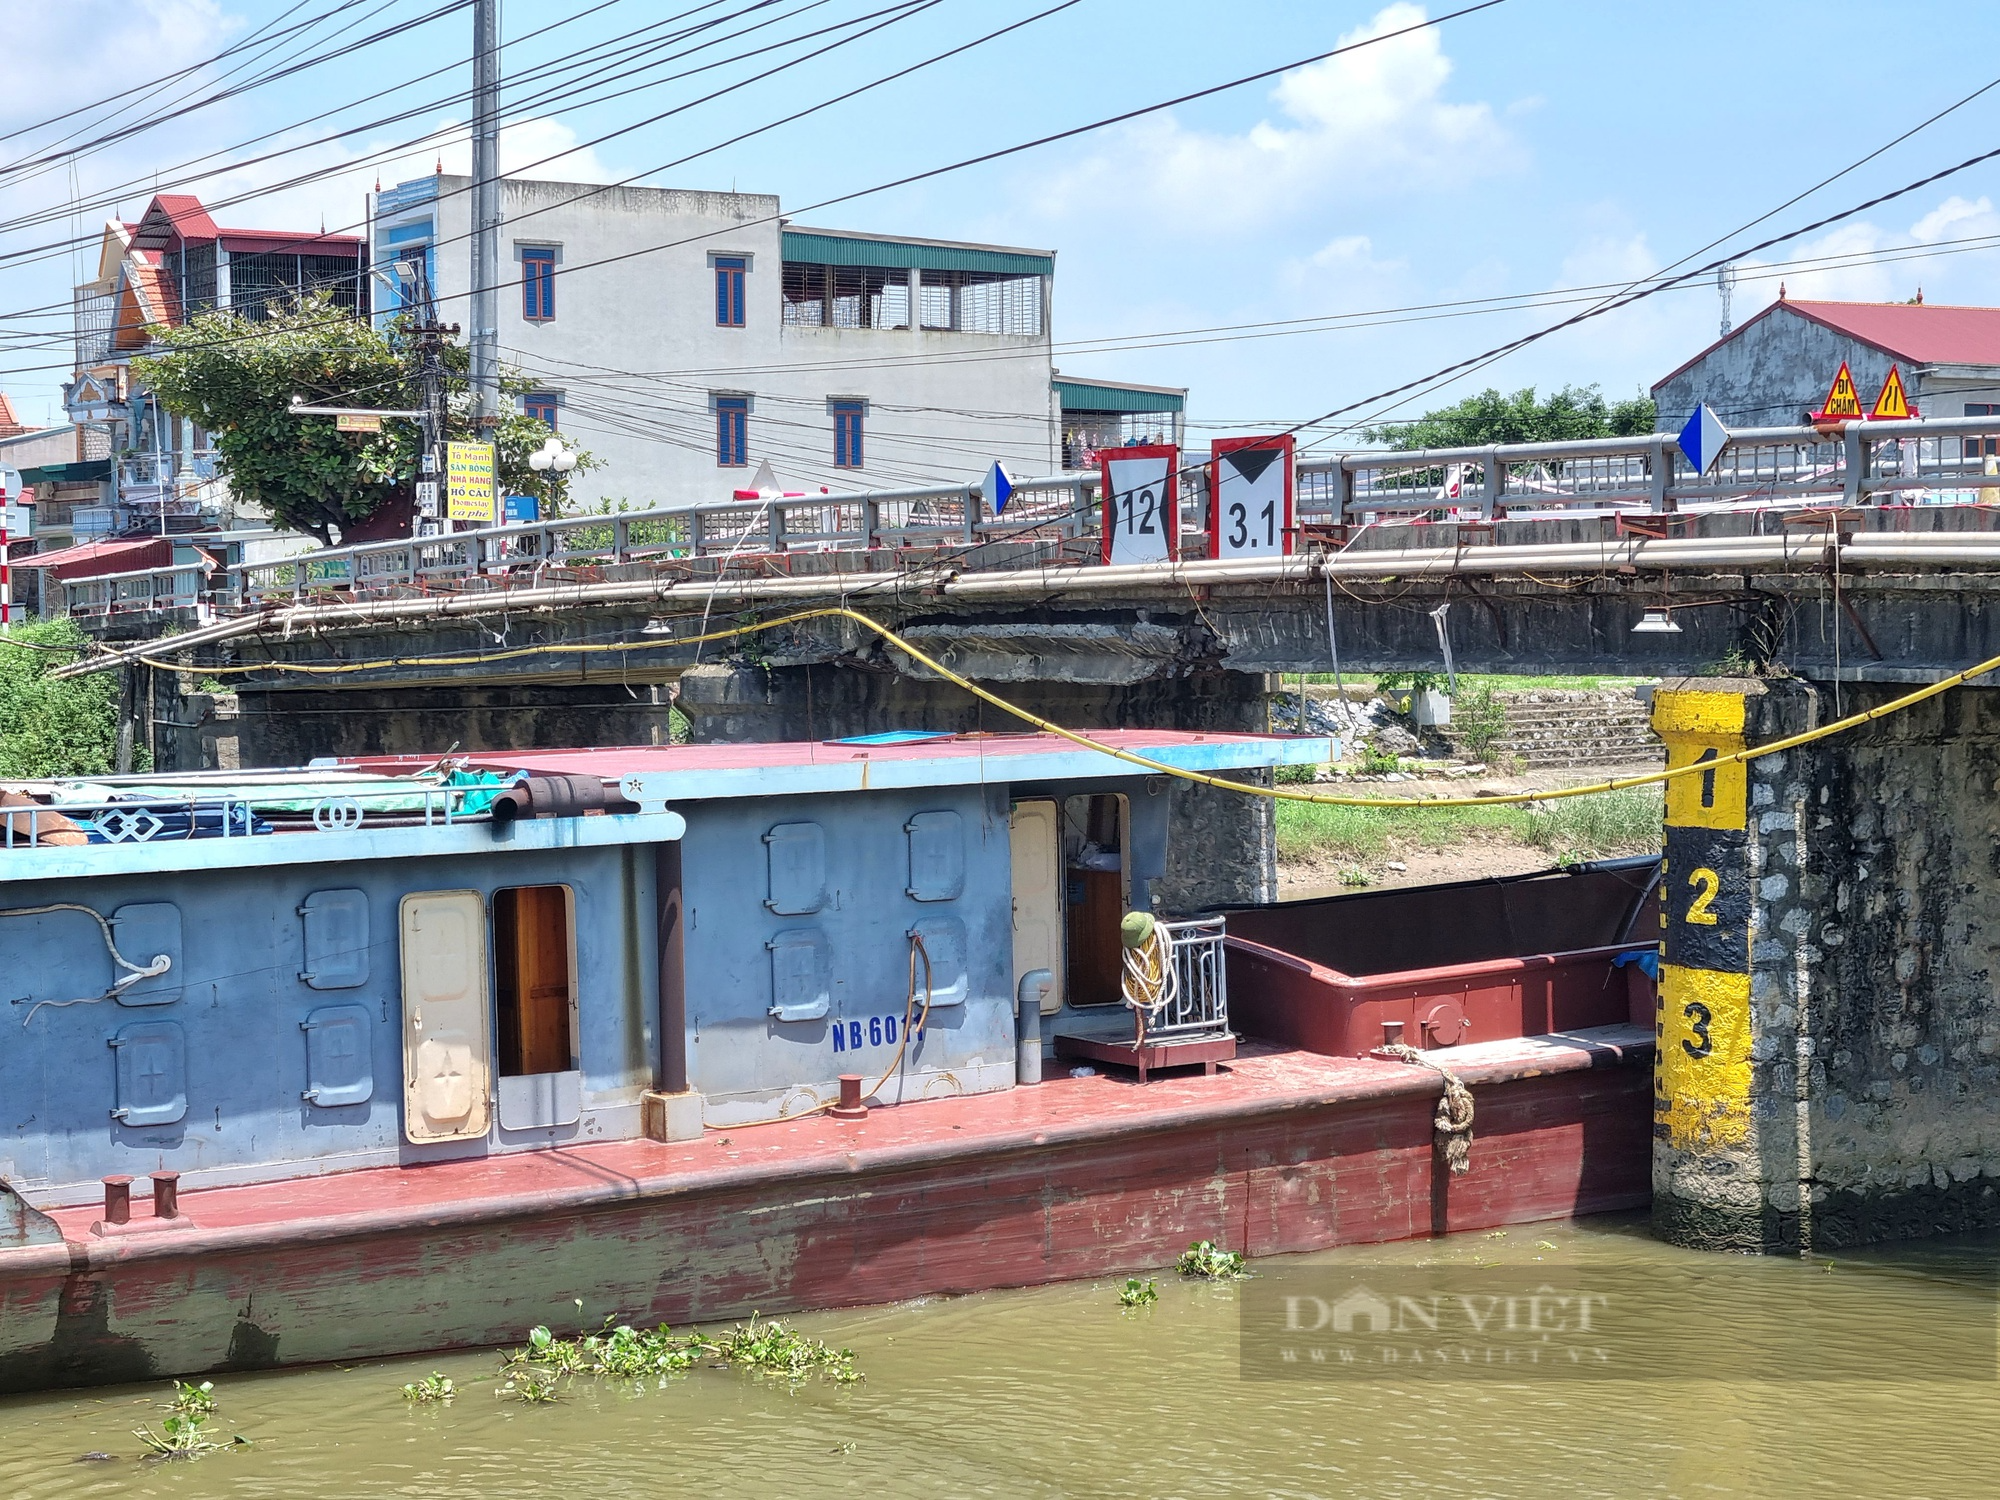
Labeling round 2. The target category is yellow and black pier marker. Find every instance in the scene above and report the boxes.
[1652,688,1754,1151]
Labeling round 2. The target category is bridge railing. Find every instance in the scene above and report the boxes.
[56,416,2000,619]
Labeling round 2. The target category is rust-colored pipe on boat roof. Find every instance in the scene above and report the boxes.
[101,1176,131,1226]
[151,1172,180,1220]
[491,773,630,825]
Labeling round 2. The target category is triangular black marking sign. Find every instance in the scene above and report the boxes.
[1226,446,1282,485]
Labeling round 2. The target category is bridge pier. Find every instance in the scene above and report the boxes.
[1653,676,2000,1252]
[675,663,1279,914]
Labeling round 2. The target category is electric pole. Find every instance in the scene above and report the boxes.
[470,0,501,437]
[412,259,457,539]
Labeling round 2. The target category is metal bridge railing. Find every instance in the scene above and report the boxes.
[55,415,2000,619]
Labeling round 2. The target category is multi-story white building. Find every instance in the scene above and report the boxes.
[372,174,1064,506]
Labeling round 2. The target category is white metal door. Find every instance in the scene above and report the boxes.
[399,890,492,1144]
[1009,801,1064,1015]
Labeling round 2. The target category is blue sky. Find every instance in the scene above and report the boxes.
[8,0,2000,453]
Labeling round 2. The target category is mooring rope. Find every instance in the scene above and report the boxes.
[1378,1043,1475,1175]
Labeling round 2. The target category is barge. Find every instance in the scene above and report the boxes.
[0,731,1659,1390]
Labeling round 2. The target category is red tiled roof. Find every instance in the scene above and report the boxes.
[1655,298,2000,390]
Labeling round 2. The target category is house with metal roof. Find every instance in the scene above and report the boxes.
[1652,294,2000,433]
[374,174,1184,506]
[62,194,365,539]
[1053,376,1187,470]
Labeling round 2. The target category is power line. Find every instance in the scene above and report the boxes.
[0,0,931,284]
[1,2,479,183]
[0,0,650,242]
[0,0,357,146]
[0,0,1502,383]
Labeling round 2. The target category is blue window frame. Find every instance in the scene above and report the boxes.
[832,402,864,469]
[715,257,746,327]
[716,397,748,466]
[522,247,556,321]
[523,392,559,429]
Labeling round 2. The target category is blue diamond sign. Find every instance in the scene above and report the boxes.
[1677,402,1729,475]
[986,460,1014,514]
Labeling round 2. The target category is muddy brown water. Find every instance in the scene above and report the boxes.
[1,1213,1994,1499]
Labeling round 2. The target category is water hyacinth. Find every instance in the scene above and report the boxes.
[497,1313,859,1400]
[1174,1241,1249,1280]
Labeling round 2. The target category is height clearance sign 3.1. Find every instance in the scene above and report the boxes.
[1209,435,1295,559]
[1099,444,1178,565]
[445,441,496,523]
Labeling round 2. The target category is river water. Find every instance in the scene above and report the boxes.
[2,1212,1995,1499]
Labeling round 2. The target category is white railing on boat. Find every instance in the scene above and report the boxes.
[1149,916,1231,1044]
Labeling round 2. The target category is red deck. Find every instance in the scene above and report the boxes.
[340,729,1300,779]
[0,1028,1653,1391]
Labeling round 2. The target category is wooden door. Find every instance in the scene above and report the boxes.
[1009,801,1064,1015]
[496,885,575,1076]
[399,890,492,1144]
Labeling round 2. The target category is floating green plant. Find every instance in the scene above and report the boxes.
[497,1312,858,1400]
[402,1372,456,1404]
[1118,1278,1159,1308]
[1174,1240,1248,1280]
[133,1380,246,1459]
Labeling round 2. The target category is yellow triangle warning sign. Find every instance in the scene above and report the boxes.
[1870,364,1911,420]
[1820,361,1864,418]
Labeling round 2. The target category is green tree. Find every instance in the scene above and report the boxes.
[136,294,594,544]
[1366,385,1656,451]
[0,619,134,778]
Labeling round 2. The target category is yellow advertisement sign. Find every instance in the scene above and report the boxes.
[446,441,496,523]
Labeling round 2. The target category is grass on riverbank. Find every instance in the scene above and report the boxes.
[1275,786,1663,867]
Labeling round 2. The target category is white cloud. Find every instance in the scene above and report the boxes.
[1032,3,1519,230]
[1911,194,2000,245]
[3,1,235,124]
[1280,232,1406,295]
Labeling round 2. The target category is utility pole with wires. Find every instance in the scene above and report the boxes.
[412,258,457,539]
[469,0,501,439]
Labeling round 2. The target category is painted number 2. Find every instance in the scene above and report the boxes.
[1686,867,1721,926]
[1681,1002,1713,1059]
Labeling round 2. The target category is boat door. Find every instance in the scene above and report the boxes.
[1009,800,1064,1014]
[399,890,493,1144]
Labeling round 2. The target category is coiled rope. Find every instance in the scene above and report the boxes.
[6,903,174,1027]
[1378,1043,1475,1175]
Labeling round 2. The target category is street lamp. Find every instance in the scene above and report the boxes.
[527,436,577,473]
[527,436,577,518]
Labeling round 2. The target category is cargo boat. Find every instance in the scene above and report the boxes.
[0,732,1658,1391]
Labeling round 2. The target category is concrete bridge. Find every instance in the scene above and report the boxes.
[48,421,2000,1253]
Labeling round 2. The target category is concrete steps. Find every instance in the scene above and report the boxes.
[1452,690,1664,768]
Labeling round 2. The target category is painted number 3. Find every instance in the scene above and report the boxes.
[1681,1002,1713,1059]
[1685,867,1720,925]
